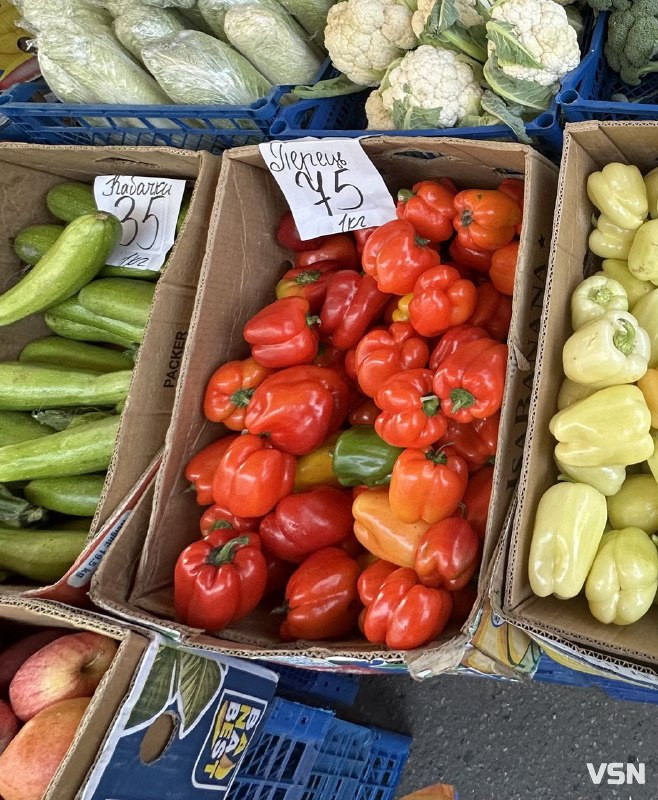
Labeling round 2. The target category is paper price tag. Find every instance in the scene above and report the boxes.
[259,139,397,240]
[94,175,187,271]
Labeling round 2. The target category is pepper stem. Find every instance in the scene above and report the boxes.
[206,535,249,567]
[612,319,637,356]
[425,448,448,465]
[450,388,475,412]
[588,286,612,306]
[210,519,234,531]
[420,394,440,417]
[398,189,414,204]
[306,314,321,328]
[230,388,255,408]
[296,269,322,286]
[415,236,431,247]
[461,210,474,227]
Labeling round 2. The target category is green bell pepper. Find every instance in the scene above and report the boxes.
[332,427,403,487]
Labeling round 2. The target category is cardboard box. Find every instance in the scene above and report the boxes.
[94,137,558,676]
[502,121,658,678]
[0,144,221,601]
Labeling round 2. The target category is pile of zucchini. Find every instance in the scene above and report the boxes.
[0,182,185,585]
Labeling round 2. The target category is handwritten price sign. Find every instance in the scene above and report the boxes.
[259,140,397,240]
[94,175,187,271]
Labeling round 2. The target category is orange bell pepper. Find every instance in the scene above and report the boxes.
[352,488,429,567]
[203,357,271,429]
[489,241,518,297]
[453,190,521,252]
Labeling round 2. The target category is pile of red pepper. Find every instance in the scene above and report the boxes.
[175,176,523,651]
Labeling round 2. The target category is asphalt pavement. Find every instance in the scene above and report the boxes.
[351,673,658,800]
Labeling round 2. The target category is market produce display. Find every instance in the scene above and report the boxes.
[175,175,522,651]
[0,179,186,586]
[0,626,116,800]
[529,161,658,627]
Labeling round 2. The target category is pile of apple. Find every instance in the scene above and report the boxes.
[0,628,117,800]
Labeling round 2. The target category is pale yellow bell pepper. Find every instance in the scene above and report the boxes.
[587,163,648,230]
[528,482,607,599]
[556,378,597,410]
[638,369,658,427]
[628,219,658,284]
[644,167,658,219]
[607,474,658,534]
[598,260,652,309]
[630,290,658,368]
[555,457,626,497]
[585,527,658,625]
[647,431,658,484]
[589,215,636,260]
[570,275,628,330]
[562,310,650,388]
[549,385,653,468]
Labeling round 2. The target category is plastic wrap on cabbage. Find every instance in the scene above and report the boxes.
[37,50,101,104]
[276,0,333,41]
[142,30,272,104]
[224,3,323,85]
[178,3,216,32]
[141,0,196,7]
[15,0,111,35]
[114,6,186,60]
[196,0,274,41]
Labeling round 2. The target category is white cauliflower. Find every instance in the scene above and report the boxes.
[324,0,416,86]
[365,87,395,129]
[381,45,482,128]
[411,0,482,40]
[487,0,580,87]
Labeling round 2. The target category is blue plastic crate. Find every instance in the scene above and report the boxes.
[233,698,411,800]
[271,10,599,162]
[260,660,360,706]
[0,62,329,152]
[535,654,658,705]
[559,11,658,123]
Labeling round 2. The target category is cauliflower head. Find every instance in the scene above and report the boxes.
[381,45,483,128]
[325,0,416,86]
[487,0,580,86]
[411,0,483,38]
[365,87,396,129]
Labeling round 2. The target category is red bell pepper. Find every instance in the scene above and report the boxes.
[203,357,271,430]
[320,270,389,351]
[450,583,478,626]
[429,324,489,371]
[200,503,259,537]
[357,558,398,605]
[414,518,481,590]
[264,549,294,595]
[489,241,518,297]
[359,565,453,650]
[185,435,238,506]
[276,211,324,252]
[448,238,493,274]
[349,398,380,426]
[294,234,359,270]
[275,261,343,313]
[453,190,521,252]
[498,178,524,235]
[396,179,456,243]
[244,297,320,368]
[374,368,448,449]
[245,365,349,455]
[440,414,499,472]
[402,265,477,337]
[362,219,440,294]
[174,529,267,632]
[389,445,468,524]
[212,434,295,518]
[259,486,354,562]
[280,547,361,641]
[354,322,429,398]
[468,282,512,341]
[354,227,376,256]
[461,465,493,541]
[433,338,507,423]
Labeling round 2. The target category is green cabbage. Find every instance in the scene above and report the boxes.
[224,3,323,85]
[113,6,186,60]
[277,0,333,40]
[141,0,196,7]
[15,0,111,35]
[142,29,272,104]
[197,0,278,41]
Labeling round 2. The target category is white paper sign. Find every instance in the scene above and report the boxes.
[94,175,187,271]
[259,139,397,240]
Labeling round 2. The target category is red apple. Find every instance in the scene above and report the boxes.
[0,630,67,695]
[0,697,90,800]
[0,700,18,756]
[9,632,117,722]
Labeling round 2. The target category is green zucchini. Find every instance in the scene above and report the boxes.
[0,485,48,528]
[0,414,120,482]
[48,296,144,344]
[25,475,105,517]
[53,517,94,531]
[78,278,155,329]
[0,212,121,327]
[100,265,158,281]
[0,411,54,446]
[13,224,64,266]
[33,409,110,432]
[46,182,96,222]
[44,313,136,349]
[0,529,87,583]
[0,363,131,410]
[20,336,134,374]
